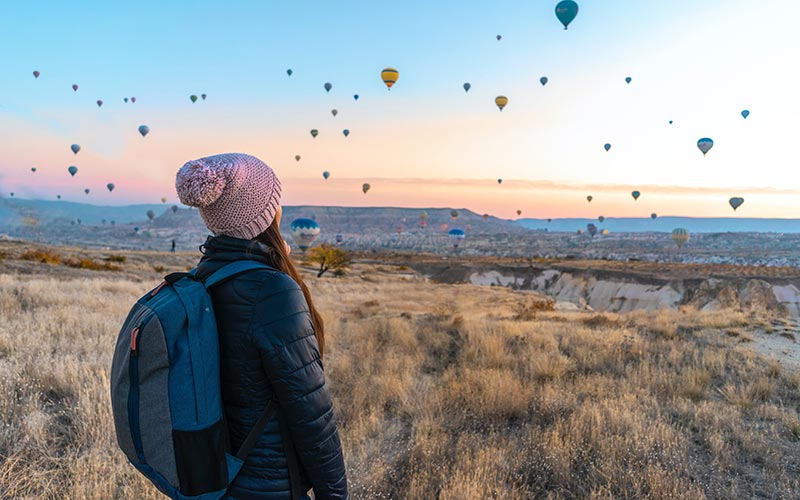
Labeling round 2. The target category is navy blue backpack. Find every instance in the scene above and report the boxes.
[110,260,278,499]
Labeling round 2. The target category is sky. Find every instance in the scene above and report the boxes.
[1,0,799,219]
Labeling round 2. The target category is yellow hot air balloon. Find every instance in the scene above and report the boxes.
[495,95,508,111]
[381,67,399,89]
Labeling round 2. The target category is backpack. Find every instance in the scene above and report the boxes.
[110,260,281,499]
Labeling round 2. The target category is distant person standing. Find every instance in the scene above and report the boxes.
[171,239,176,252]
[175,153,349,500]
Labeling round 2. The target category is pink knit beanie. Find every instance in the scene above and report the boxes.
[175,153,282,240]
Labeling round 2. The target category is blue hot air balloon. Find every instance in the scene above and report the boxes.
[741,110,750,119]
[138,125,149,137]
[463,82,471,92]
[324,82,332,92]
[342,129,350,138]
[555,0,579,30]
[286,69,293,76]
[540,76,548,86]
[625,76,632,84]
[335,234,344,245]
[290,217,321,252]
[71,144,81,155]
[68,166,78,177]
[604,143,611,152]
[323,171,330,180]
[353,94,359,101]
[587,223,597,237]
[448,228,466,249]
[697,138,714,156]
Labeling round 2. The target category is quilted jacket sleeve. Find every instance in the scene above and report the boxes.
[250,271,349,500]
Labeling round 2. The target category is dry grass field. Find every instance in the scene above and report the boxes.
[1,241,800,499]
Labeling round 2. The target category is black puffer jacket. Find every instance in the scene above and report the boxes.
[195,236,349,500]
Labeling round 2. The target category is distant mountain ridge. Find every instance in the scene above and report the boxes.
[519,217,800,233]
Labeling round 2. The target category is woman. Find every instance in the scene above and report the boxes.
[175,153,349,500]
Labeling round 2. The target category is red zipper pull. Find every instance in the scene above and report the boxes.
[130,327,140,355]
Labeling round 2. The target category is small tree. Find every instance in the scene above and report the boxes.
[306,244,350,277]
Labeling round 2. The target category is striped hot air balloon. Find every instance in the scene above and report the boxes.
[381,67,399,89]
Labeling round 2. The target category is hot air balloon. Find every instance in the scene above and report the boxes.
[741,110,750,119]
[310,129,318,139]
[495,95,508,111]
[335,234,344,245]
[448,228,466,249]
[134,227,139,233]
[290,217,321,252]
[729,197,744,211]
[547,218,552,223]
[697,138,714,156]
[362,183,370,194]
[161,197,167,204]
[201,94,206,100]
[131,97,137,103]
[482,214,489,221]
[598,216,605,223]
[353,94,359,101]
[96,100,103,107]
[147,210,155,221]
[631,190,640,201]
[71,144,81,155]
[381,68,399,89]
[342,129,350,138]
[31,167,36,172]
[555,0,579,29]
[331,109,338,117]
[68,166,78,177]
[323,171,330,180]
[497,179,503,184]
[84,188,90,195]
[496,35,502,41]
[190,95,198,103]
[420,212,428,220]
[516,209,522,216]
[395,225,404,235]
[9,192,13,197]
[33,70,40,78]
[324,82,332,93]
[57,195,61,200]
[138,125,149,137]
[672,228,689,249]
[625,77,632,84]
[463,82,471,92]
[669,120,673,124]
[651,213,658,220]
[291,156,300,164]
[587,223,597,237]
[604,143,611,152]
[540,76,548,86]
[172,205,178,213]
[107,183,115,192]
[601,229,610,235]
[586,195,593,202]
[286,69,293,76]
[72,84,78,91]
[450,210,458,221]
[124,98,129,103]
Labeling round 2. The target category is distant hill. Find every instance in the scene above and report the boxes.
[0,197,171,227]
[518,217,800,234]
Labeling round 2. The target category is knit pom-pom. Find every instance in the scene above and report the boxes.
[175,160,226,207]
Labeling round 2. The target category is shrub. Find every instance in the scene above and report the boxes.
[105,255,127,263]
[513,297,555,321]
[306,245,351,277]
[152,265,166,273]
[63,258,121,272]
[20,249,61,265]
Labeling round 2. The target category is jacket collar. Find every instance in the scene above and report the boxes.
[195,235,275,279]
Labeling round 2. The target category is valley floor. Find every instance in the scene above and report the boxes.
[1,242,800,499]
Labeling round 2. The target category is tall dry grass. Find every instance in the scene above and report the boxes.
[1,259,799,499]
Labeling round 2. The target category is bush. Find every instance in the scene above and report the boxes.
[63,258,121,272]
[306,245,351,277]
[152,265,166,273]
[20,249,61,265]
[105,255,127,263]
[513,297,555,321]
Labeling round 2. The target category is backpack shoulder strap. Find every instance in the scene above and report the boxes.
[203,260,274,289]
[235,399,277,461]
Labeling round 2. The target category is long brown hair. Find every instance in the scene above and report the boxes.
[254,220,325,357]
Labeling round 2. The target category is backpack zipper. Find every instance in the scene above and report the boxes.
[128,315,153,464]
